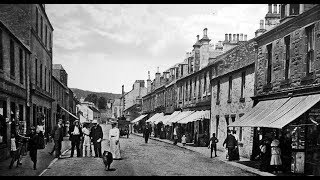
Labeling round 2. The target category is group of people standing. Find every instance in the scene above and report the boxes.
[55,119,122,160]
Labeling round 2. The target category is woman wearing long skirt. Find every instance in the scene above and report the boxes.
[109,122,121,160]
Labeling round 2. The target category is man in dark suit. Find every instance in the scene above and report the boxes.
[68,120,83,157]
[51,119,64,158]
[223,129,238,161]
[143,123,151,143]
[90,120,103,158]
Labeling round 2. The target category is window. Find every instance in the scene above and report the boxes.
[180,65,183,76]
[203,72,207,95]
[239,113,244,141]
[179,85,182,100]
[0,100,7,144]
[185,82,188,101]
[35,59,38,84]
[40,64,42,88]
[266,43,272,84]
[241,71,246,98]
[290,4,299,15]
[10,39,15,77]
[225,115,230,131]
[189,79,192,100]
[35,7,38,33]
[280,4,286,19]
[217,80,220,104]
[284,35,291,80]
[45,67,47,91]
[0,29,3,70]
[306,24,315,76]
[198,74,201,97]
[19,48,23,84]
[49,70,51,93]
[40,16,43,41]
[194,77,197,98]
[231,115,236,132]
[228,76,232,102]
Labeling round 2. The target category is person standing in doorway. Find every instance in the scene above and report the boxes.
[51,119,64,158]
[109,122,121,160]
[209,133,219,158]
[90,120,103,158]
[68,120,83,157]
[143,123,151,143]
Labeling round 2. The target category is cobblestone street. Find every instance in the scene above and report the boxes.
[40,134,256,176]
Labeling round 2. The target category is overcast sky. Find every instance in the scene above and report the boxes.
[46,4,268,94]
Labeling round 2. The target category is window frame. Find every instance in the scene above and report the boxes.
[10,39,15,78]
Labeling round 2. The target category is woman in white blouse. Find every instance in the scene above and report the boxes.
[108,122,121,160]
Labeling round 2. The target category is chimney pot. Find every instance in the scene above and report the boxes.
[260,20,264,29]
[225,34,228,41]
[203,28,208,37]
[240,33,243,41]
[273,4,277,13]
[237,34,239,42]
[148,71,150,79]
[244,34,247,41]
[229,33,232,42]
[233,34,236,42]
[197,35,199,41]
[268,4,272,13]
[157,67,159,73]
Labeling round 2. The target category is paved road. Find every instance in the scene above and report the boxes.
[41,134,257,176]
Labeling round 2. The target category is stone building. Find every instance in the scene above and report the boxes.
[0,4,55,138]
[0,20,31,160]
[229,4,320,175]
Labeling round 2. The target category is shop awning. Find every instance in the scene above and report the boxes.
[131,114,147,123]
[162,111,181,125]
[229,94,320,129]
[166,111,195,125]
[177,110,210,124]
[61,106,79,120]
[146,113,163,123]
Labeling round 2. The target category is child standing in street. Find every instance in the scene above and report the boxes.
[209,133,219,158]
[181,134,186,146]
[270,138,282,173]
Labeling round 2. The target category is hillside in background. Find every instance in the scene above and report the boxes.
[71,88,122,101]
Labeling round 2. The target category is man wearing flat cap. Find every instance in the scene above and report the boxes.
[68,120,83,157]
[90,119,103,158]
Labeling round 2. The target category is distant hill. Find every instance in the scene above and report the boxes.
[70,88,122,101]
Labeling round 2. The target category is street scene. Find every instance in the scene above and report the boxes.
[1,4,320,176]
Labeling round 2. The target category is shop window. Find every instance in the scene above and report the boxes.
[0,100,7,144]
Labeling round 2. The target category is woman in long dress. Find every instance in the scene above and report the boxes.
[109,122,121,160]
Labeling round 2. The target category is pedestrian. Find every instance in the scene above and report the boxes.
[68,120,83,157]
[222,129,238,161]
[208,133,219,158]
[27,126,39,170]
[173,125,178,145]
[181,134,186,146]
[36,118,45,149]
[109,122,121,160]
[90,119,103,158]
[279,131,292,173]
[233,130,240,160]
[270,138,282,173]
[258,134,272,172]
[51,119,64,158]
[82,123,91,157]
[8,133,22,169]
[143,123,151,143]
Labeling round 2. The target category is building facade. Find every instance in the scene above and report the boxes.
[0,20,31,160]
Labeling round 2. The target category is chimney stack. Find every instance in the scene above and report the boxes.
[236,34,239,42]
[268,4,272,13]
[203,28,208,37]
[225,34,228,41]
[197,35,199,41]
[260,20,264,29]
[157,67,159,73]
[273,4,277,13]
[244,34,247,41]
[148,71,150,80]
[240,33,243,41]
[229,33,232,42]
[122,85,124,96]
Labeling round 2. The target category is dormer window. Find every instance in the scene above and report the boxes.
[280,4,300,21]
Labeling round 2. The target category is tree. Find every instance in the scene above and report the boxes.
[97,96,107,110]
[84,93,98,105]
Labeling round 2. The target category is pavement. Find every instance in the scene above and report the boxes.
[132,133,275,176]
[0,137,71,176]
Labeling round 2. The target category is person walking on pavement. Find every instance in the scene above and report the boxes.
[223,129,238,161]
[143,123,151,143]
[51,119,64,158]
[27,126,39,170]
[82,123,91,157]
[90,119,103,158]
[208,133,219,158]
[68,120,83,157]
[173,125,178,145]
[109,122,121,160]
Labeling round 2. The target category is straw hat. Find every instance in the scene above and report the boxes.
[271,139,280,147]
[92,119,98,124]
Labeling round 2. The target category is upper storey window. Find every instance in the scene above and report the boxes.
[280,4,300,20]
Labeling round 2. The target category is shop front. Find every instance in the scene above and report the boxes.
[229,93,320,176]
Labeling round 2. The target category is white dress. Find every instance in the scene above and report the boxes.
[109,127,121,159]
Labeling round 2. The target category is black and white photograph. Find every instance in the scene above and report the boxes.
[0,3,320,176]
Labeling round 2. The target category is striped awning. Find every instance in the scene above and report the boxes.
[131,114,147,123]
[166,111,195,124]
[177,110,210,124]
[146,113,164,123]
[229,94,320,129]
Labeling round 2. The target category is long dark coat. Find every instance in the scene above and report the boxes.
[90,124,103,142]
